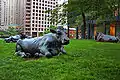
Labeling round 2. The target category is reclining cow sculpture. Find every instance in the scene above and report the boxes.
[15,27,70,58]
[4,33,32,43]
[95,32,119,43]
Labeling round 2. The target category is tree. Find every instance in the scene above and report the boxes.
[47,0,120,38]
[45,2,68,26]
[44,25,57,34]
[6,27,18,36]
[68,0,120,38]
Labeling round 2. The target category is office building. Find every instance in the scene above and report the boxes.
[24,0,58,37]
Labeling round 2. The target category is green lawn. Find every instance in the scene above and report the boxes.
[0,39,120,80]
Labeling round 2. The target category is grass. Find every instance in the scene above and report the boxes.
[0,39,120,80]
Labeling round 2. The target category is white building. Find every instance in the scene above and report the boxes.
[7,0,17,25]
[16,0,25,26]
[7,0,25,26]
[57,0,68,28]
[0,0,7,30]
[24,0,58,37]
[58,0,67,4]
[0,0,25,30]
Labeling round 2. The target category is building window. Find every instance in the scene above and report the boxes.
[45,7,47,10]
[33,9,35,12]
[36,13,38,16]
[32,24,34,26]
[42,11,44,13]
[33,6,35,8]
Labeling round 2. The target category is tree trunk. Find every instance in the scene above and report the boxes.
[82,12,86,39]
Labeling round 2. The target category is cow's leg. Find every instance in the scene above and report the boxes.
[15,51,27,58]
[49,49,59,56]
[34,53,44,58]
[45,52,52,58]
[15,44,22,52]
[15,44,29,58]
[60,46,66,54]
[40,47,52,58]
[15,44,23,56]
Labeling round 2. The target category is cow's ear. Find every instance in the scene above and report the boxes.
[50,29,57,33]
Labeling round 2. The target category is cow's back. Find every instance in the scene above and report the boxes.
[17,37,42,53]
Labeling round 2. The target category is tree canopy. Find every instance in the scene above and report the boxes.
[46,0,120,38]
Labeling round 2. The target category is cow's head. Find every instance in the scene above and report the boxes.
[50,27,69,45]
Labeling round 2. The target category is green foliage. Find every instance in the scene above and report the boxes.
[44,25,57,34]
[45,2,68,26]
[0,32,4,36]
[6,27,18,36]
[39,32,43,36]
[68,0,120,26]
[0,40,120,80]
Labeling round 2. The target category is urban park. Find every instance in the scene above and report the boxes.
[0,0,120,80]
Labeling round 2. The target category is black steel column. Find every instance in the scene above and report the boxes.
[67,24,70,38]
[76,27,78,39]
[88,23,91,39]
[104,22,106,34]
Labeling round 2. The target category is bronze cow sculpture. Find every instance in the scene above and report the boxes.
[4,33,31,43]
[95,32,119,43]
[15,27,69,58]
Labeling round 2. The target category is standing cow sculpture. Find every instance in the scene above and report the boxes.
[15,27,70,58]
